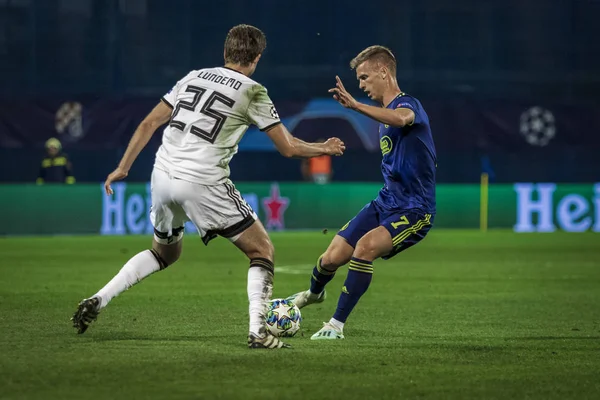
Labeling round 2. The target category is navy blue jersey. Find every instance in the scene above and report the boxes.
[375,93,436,213]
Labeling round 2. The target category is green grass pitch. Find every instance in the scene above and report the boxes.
[1,230,599,400]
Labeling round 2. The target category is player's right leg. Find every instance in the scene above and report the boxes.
[286,235,354,309]
[71,168,186,334]
[71,238,182,334]
[287,202,378,309]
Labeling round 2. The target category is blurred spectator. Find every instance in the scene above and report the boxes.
[301,139,332,184]
[36,138,75,184]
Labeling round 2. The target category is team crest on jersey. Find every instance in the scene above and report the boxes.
[380,135,393,156]
[384,124,389,128]
[270,105,279,119]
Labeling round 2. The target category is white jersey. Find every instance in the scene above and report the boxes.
[155,67,281,185]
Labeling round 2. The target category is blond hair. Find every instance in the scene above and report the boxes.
[350,45,396,75]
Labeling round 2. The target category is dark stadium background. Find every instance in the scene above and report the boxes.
[1,2,599,399]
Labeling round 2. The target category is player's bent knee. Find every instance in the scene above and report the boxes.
[232,222,275,262]
[354,237,380,261]
[320,236,354,270]
[150,226,184,268]
[321,250,350,271]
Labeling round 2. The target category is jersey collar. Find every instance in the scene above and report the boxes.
[385,92,406,108]
[222,66,246,76]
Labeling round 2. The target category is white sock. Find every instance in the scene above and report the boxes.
[247,266,273,336]
[329,318,345,332]
[94,250,161,309]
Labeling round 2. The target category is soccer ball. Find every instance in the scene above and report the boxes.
[265,298,302,337]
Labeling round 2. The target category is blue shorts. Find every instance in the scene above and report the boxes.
[337,201,435,260]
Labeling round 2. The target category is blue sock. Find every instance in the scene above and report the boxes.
[332,257,373,323]
[309,256,336,295]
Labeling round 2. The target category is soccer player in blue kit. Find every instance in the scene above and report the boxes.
[287,46,437,340]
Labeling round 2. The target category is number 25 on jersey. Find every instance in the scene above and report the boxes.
[170,85,235,144]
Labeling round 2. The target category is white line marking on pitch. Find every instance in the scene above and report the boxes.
[275,264,314,274]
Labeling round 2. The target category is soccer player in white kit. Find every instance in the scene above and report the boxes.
[71,24,345,349]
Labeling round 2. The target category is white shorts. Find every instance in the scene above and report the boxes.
[150,168,257,245]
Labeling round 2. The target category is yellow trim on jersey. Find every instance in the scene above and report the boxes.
[340,220,351,231]
[391,214,432,247]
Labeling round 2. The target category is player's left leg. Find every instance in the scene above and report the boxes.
[231,220,290,349]
[185,180,289,349]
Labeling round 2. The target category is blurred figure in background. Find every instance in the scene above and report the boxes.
[36,138,75,184]
[301,139,333,184]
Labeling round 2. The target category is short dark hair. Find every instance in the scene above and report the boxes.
[350,45,397,75]
[224,24,267,66]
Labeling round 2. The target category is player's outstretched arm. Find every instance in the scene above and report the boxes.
[104,101,172,195]
[329,76,414,127]
[265,124,345,158]
[248,84,344,158]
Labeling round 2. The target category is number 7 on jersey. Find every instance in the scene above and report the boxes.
[390,215,409,229]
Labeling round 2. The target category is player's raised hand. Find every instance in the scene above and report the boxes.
[104,167,128,195]
[323,137,346,156]
[328,76,359,110]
